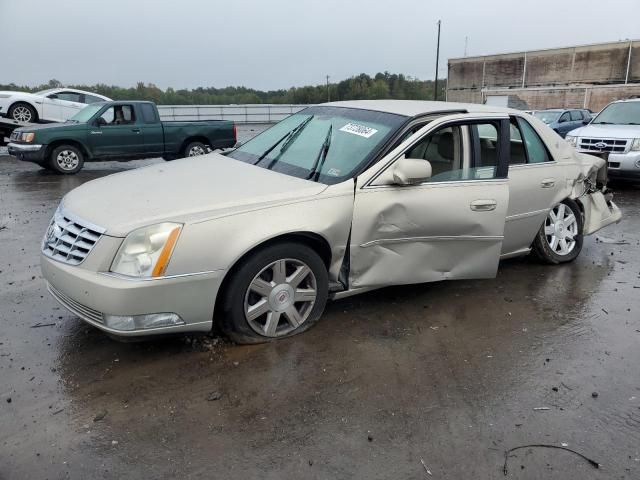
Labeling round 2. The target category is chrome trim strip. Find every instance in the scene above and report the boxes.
[98,269,222,282]
[58,206,107,235]
[7,142,42,152]
[500,248,531,260]
[360,235,503,248]
[505,208,548,221]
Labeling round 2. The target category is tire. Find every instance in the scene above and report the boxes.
[9,102,37,123]
[49,145,84,174]
[183,141,209,158]
[533,198,583,264]
[219,242,329,344]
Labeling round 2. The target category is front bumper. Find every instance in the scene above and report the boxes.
[579,149,640,179]
[7,142,45,163]
[41,253,225,337]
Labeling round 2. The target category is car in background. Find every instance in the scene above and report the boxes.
[40,100,620,343]
[7,101,236,173]
[533,109,591,137]
[566,98,640,181]
[0,88,111,123]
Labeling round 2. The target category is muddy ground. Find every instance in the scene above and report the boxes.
[1,127,640,479]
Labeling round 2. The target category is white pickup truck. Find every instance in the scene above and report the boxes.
[566,98,640,181]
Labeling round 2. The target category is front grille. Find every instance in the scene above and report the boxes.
[47,283,104,324]
[579,138,629,153]
[42,209,105,265]
[10,130,20,141]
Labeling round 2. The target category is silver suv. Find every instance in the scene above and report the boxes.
[566,99,640,181]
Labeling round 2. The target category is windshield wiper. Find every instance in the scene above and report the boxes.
[253,115,314,166]
[306,124,332,182]
[593,121,613,125]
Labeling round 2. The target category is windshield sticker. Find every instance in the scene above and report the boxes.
[339,123,378,139]
[326,168,341,177]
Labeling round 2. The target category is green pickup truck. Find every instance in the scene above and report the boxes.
[7,100,236,173]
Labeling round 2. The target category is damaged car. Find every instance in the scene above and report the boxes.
[41,100,621,343]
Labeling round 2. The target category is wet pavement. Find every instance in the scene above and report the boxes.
[1,128,640,479]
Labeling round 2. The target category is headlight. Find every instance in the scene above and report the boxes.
[631,138,640,152]
[21,132,35,143]
[110,222,182,278]
[565,135,577,147]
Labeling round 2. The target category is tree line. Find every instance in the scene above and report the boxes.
[0,73,446,105]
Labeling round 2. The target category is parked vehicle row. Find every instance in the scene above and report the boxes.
[7,101,237,173]
[532,108,593,137]
[39,100,621,343]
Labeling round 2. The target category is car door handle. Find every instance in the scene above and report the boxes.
[90,131,102,135]
[540,178,555,188]
[131,128,141,134]
[470,199,497,211]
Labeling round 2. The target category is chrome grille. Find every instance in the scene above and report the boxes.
[579,138,629,153]
[47,283,104,324]
[42,209,105,265]
[10,130,20,141]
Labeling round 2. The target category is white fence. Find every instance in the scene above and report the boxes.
[157,104,311,124]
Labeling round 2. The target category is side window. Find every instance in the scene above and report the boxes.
[559,112,570,123]
[570,110,582,121]
[401,121,501,182]
[99,105,135,125]
[140,103,158,123]
[55,91,82,103]
[84,94,104,104]
[508,120,527,165]
[516,117,551,163]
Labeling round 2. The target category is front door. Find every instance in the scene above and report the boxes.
[88,104,144,158]
[349,114,511,288]
[54,91,85,120]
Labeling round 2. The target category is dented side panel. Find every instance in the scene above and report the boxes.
[349,180,509,288]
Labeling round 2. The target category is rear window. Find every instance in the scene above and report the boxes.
[570,110,582,121]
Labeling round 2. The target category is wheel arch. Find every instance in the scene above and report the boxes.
[8,100,39,122]
[45,139,90,162]
[180,136,211,155]
[213,231,332,322]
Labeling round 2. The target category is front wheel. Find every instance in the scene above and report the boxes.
[533,198,583,264]
[49,145,84,174]
[9,103,37,123]
[219,242,328,344]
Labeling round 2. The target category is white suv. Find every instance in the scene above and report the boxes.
[565,99,640,181]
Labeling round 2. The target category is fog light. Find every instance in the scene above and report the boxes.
[635,159,640,169]
[103,313,184,331]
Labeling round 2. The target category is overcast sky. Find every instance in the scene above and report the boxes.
[1,0,638,91]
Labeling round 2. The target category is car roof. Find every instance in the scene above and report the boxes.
[322,100,524,117]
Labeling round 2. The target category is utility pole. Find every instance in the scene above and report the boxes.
[326,75,330,102]
[464,36,468,57]
[434,20,441,101]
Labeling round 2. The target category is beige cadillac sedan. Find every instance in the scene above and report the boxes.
[41,100,621,343]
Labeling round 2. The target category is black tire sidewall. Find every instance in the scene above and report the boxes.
[533,198,583,264]
[220,242,329,344]
[49,145,84,174]
[9,102,37,123]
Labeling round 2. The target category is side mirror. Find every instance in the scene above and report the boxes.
[582,119,590,125]
[558,117,567,124]
[392,156,432,185]
[95,117,106,127]
[48,94,58,99]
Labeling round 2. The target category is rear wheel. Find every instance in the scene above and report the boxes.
[183,141,209,157]
[219,242,328,344]
[9,103,37,123]
[533,198,583,264]
[49,145,84,174]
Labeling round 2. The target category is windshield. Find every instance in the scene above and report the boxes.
[533,111,561,124]
[34,88,58,96]
[69,104,104,123]
[592,102,640,125]
[227,106,406,184]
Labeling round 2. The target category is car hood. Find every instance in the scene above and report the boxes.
[568,123,640,139]
[0,90,39,98]
[61,153,328,237]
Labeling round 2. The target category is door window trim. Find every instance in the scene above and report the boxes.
[363,116,511,188]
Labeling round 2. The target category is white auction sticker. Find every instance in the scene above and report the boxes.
[339,123,378,138]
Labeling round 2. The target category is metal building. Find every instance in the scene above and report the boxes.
[447,39,640,111]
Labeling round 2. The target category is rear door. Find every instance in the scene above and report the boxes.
[349,113,511,288]
[137,103,164,156]
[87,104,145,158]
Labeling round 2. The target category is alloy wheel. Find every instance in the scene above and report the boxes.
[56,150,80,171]
[544,203,578,256]
[244,258,317,337]
[188,145,206,156]
[12,106,32,122]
